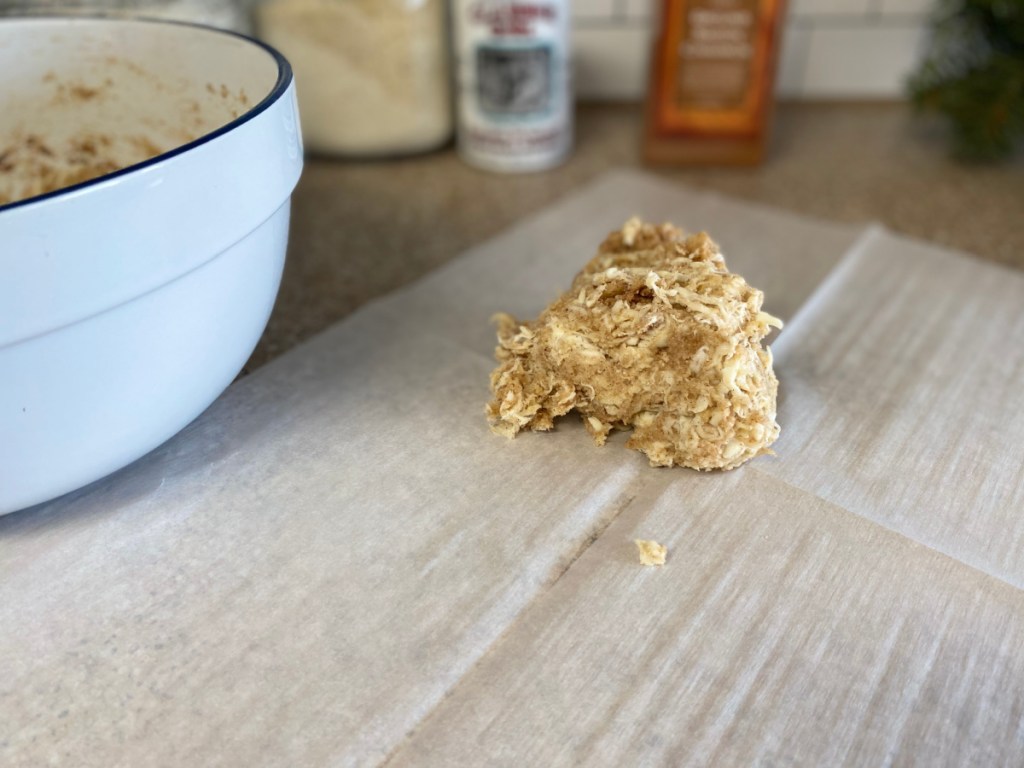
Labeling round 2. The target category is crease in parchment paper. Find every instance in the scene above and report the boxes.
[383,468,1024,767]
[747,464,1024,594]
[379,489,643,767]
[766,226,1024,589]
[381,464,1024,768]
[769,224,886,362]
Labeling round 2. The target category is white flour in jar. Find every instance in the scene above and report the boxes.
[256,0,453,157]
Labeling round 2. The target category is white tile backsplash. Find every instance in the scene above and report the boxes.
[801,24,927,97]
[571,0,617,19]
[880,0,936,15]
[570,0,931,101]
[776,23,811,99]
[621,0,656,19]
[574,25,653,100]
[789,0,871,17]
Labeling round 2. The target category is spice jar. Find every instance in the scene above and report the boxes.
[255,0,453,157]
[452,0,572,173]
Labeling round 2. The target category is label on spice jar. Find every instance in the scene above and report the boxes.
[653,0,782,138]
[454,0,572,172]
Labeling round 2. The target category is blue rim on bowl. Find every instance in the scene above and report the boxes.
[0,15,294,214]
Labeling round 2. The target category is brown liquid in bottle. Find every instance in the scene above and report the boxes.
[643,0,786,166]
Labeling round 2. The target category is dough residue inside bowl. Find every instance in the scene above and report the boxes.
[0,65,252,207]
[0,130,167,206]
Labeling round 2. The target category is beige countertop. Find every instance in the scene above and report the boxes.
[249,102,1024,371]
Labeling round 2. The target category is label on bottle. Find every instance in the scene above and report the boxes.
[653,0,781,138]
[455,0,572,172]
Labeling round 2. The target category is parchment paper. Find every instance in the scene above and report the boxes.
[6,170,1019,766]
[765,227,1024,586]
[389,471,1024,767]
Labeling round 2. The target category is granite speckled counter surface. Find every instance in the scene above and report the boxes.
[249,102,1024,371]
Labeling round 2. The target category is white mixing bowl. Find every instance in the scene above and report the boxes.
[0,18,303,514]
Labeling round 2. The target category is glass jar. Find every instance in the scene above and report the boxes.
[0,1,249,33]
[255,0,453,157]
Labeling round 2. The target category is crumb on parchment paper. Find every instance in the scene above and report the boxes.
[635,539,668,566]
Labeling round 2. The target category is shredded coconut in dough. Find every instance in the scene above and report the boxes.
[485,217,783,471]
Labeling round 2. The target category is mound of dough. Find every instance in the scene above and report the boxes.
[485,217,783,470]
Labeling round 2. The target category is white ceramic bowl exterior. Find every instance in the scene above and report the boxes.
[0,18,303,514]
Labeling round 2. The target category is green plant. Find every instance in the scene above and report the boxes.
[908,0,1024,161]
